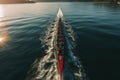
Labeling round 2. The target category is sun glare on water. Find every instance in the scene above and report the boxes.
[0,37,4,42]
[0,34,9,47]
[0,5,8,47]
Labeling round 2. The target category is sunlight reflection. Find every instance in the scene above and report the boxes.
[0,34,9,47]
[0,5,9,47]
[0,37,4,42]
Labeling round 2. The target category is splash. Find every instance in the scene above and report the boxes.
[57,8,64,18]
[26,19,59,80]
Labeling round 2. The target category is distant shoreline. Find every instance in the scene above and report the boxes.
[0,1,35,4]
[0,1,119,4]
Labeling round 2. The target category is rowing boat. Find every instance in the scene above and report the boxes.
[26,8,89,80]
[51,8,88,80]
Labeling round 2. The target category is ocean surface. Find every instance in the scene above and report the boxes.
[0,2,120,80]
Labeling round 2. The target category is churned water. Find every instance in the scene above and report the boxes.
[0,2,120,80]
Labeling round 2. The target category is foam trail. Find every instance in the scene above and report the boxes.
[26,8,89,80]
[25,20,59,80]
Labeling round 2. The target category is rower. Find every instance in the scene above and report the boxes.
[47,36,52,39]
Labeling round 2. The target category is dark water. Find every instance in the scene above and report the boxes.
[0,2,120,80]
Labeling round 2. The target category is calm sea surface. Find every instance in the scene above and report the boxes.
[0,2,120,80]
